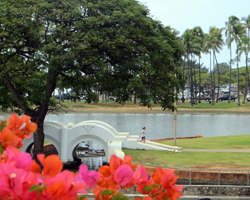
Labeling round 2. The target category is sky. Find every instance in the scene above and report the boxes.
[138,0,250,69]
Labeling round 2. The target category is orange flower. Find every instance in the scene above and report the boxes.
[7,113,23,133]
[122,155,137,170]
[29,160,41,174]
[19,115,37,139]
[109,154,122,173]
[7,113,37,140]
[38,154,63,177]
[151,166,165,184]
[0,127,21,149]
[47,181,65,200]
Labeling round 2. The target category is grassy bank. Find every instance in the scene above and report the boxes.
[122,135,250,169]
[122,149,250,169]
[62,100,250,111]
[157,135,250,149]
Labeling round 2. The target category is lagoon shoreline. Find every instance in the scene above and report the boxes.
[63,106,250,115]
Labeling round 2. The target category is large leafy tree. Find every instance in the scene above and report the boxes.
[0,0,183,158]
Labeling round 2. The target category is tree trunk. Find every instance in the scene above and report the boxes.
[32,116,45,164]
[198,56,201,103]
[190,54,194,106]
[193,55,197,105]
[182,56,186,103]
[228,46,232,103]
[236,40,240,106]
[209,50,214,106]
[214,52,220,103]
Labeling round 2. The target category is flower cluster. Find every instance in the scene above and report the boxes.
[0,113,183,200]
[94,155,183,200]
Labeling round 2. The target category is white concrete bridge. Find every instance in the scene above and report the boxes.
[20,120,182,163]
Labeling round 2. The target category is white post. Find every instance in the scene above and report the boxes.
[60,126,69,162]
[174,74,177,146]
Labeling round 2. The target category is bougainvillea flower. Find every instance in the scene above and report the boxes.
[114,164,133,186]
[75,164,100,189]
[0,127,18,149]
[0,163,28,198]
[133,165,152,193]
[161,169,183,192]
[122,155,137,169]
[38,154,63,177]
[5,148,32,171]
[98,165,112,179]
[151,166,165,184]
[44,170,87,199]
[47,180,66,199]
[109,154,122,172]
[7,113,23,133]
[7,113,37,140]
[19,115,37,139]
[29,160,41,174]
[92,184,113,200]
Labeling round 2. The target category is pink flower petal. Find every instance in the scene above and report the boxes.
[114,164,133,186]
[75,165,100,189]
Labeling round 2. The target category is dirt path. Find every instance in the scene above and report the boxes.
[65,103,250,114]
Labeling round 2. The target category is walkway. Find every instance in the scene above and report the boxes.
[183,149,250,153]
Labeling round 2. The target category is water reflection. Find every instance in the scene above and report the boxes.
[76,141,105,170]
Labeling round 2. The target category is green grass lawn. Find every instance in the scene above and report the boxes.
[157,135,250,149]
[122,149,250,169]
[176,101,250,110]
[123,135,250,169]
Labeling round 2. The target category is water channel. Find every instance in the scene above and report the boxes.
[44,112,250,140]
[0,112,249,139]
[1,112,249,169]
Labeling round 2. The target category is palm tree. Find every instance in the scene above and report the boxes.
[241,15,250,95]
[192,26,204,103]
[237,35,250,103]
[182,29,200,106]
[203,27,224,105]
[232,23,245,106]
[225,16,240,103]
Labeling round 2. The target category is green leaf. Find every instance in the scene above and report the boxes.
[0,120,7,132]
[29,185,47,194]
[150,183,160,189]
[118,196,130,200]
[101,190,114,196]
[77,196,88,200]
[143,185,153,192]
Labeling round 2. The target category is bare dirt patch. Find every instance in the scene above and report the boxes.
[229,146,245,149]
[189,163,250,172]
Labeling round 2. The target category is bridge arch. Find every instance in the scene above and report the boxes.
[67,134,108,162]
[20,119,176,164]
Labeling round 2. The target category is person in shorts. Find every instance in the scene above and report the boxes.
[140,127,146,143]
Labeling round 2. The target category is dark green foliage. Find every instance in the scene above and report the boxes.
[0,0,183,155]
